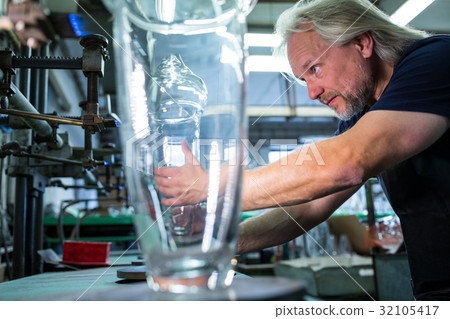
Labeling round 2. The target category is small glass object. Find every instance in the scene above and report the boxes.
[151,54,206,243]
[150,54,205,168]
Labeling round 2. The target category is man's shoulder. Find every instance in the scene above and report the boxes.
[399,35,450,65]
[371,35,450,118]
[408,35,450,50]
[415,35,450,46]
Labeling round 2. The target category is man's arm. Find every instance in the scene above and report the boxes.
[236,185,361,254]
[241,110,450,211]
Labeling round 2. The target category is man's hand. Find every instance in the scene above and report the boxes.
[170,205,207,236]
[154,141,209,206]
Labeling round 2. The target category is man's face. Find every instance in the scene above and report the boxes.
[287,30,374,120]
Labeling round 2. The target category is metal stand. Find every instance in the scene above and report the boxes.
[1,34,120,279]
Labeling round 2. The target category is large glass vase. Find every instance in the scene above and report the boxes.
[105,0,254,293]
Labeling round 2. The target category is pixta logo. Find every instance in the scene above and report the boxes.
[126,132,325,171]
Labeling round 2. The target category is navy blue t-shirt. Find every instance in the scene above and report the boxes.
[335,35,450,300]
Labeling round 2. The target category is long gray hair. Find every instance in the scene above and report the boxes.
[275,0,429,67]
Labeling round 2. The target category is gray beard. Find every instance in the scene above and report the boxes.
[336,93,367,121]
[336,73,375,121]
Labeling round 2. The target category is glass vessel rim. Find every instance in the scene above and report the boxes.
[125,6,237,35]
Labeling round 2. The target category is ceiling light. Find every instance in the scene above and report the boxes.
[244,33,282,48]
[246,55,291,73]
[390,0,435,26]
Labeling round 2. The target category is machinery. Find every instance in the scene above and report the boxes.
[0,0,126,280]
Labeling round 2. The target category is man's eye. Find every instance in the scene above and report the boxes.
[311,65,319,73]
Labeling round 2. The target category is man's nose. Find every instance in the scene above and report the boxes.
[307,82,324,101]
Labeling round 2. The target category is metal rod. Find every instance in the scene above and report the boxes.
[18,46,31,99]
[84,129,93,165]
[29,49,40,112]
[0,214,12,280]
[72,146,122,156]
[8,83,64,148]
[12,50,31,281]
[33,191,44,274]
[0,109,84,126]
[0,159,11,280]
[4,150,106,166]
[12,57,83,70]
[12,176,27,279]
[365,179,381,257]
[87,72,99,107]
[27,54,39,273]
[38,44,50,114]
[25,188,37,277]
[50,184,107,190]
[365,180,376,228]
[13,151,84,165]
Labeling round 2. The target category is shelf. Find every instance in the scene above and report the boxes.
[44,215,133,226]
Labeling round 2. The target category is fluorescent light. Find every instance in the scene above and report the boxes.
[245,33,282,48]
[247,106,335,118]
[245,34,285,72]
[390,0,435,26]
[155,0,176,23]
[246,55,291,73]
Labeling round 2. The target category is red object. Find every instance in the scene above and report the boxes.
[62,241,111,266]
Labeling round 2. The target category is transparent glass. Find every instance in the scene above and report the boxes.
[105,0,252,293]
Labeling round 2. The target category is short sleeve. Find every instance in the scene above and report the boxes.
[335,105,371,136]
[370,36,450,118]
[334,120,348,136]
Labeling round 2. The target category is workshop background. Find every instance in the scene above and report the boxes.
[0,0,449,301]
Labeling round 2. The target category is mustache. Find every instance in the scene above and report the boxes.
[318,92,339,105]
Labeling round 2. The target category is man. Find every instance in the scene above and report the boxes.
[155,0,450,300]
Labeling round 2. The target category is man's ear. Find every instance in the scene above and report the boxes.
[353,32,374,59]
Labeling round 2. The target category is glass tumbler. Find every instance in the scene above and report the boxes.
[104,0,255,293]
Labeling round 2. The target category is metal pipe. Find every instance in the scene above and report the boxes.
[38,44,50,114]
[12,176,27,279]
[87,72,99,107]
[8,83,64,148]
[50,183,106,190]
[18,46,31,99]
[1,108,118,128]
[12,52,31,280]
[13,151,84,165]
[365,180,376,229]
[9,85,52,136]
[25,189,37,277]
[33,191,44,274]
[0,213,12,280]
[29,49,40,112]
[0,109,84,126]
[84,129,93,160]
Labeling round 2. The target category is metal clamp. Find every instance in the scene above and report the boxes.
[0,49,16,96]
[80,34,109,77]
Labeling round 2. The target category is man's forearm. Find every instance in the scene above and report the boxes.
[236,187,360,254]
[236,202,327,254]
[240,140,365,212]
[236,207,298,254]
